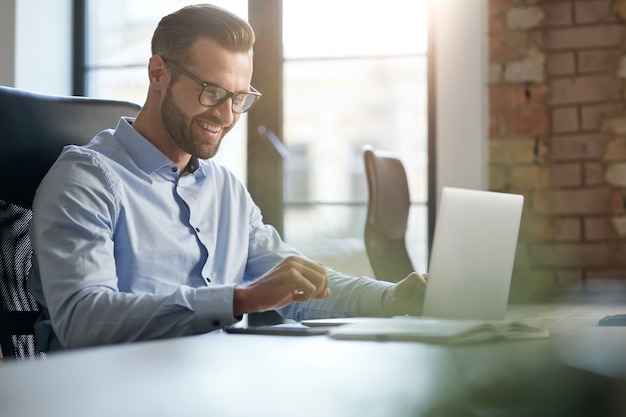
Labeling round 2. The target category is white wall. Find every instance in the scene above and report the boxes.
[434,0,488,195]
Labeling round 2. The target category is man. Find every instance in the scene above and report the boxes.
[28,4,426,351]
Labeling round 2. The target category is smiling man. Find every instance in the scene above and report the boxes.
[28,3,426,351]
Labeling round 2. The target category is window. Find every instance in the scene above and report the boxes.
[281,0,430,276]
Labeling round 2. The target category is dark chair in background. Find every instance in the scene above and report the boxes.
[362,145,415,283]
[0,86,141,360]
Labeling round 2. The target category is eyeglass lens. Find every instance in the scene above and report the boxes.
[200,85,257,113]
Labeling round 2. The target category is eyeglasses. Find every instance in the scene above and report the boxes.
[162,58,261,114]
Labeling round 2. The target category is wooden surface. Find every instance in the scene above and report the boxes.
[1,300,625,417]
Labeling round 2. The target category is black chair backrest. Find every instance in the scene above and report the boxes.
[363,145,415,283]
[0,86,141,360]
[0,85,142,209]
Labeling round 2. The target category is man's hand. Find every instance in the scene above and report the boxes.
[382,272,428,317]
[234,256,330,316]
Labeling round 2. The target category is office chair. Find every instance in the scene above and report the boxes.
[0,86,141,360]
[362,145,415,283]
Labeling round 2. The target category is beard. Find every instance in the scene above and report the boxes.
[160,85,228,160]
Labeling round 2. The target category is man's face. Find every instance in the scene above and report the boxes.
[160,37,253,160]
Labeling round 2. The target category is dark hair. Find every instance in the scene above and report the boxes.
[151,4,255,63]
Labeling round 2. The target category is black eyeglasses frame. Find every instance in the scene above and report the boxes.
[162,57,261,114]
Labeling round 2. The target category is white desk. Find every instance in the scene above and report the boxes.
[1,302,625,417]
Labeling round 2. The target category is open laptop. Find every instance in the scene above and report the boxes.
[421,186,524,320]
[303,186,524,328]
[233,186,524,334]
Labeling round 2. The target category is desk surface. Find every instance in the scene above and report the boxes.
[1,302,625,417]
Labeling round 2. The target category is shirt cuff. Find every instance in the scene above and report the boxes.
[356,277,394,317]
[192,284,240,333]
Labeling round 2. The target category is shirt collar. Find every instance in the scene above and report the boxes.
[113,117,181,175]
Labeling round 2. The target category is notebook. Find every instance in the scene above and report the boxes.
[421,187,524,320]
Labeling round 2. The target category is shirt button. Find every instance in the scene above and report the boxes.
[195,227,200,232]
[212,320,220,327]
[171,167,178,173]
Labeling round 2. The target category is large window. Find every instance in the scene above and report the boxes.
[83,0,430,277]
[281,1,429,276]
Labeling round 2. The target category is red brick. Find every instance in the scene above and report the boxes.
[489,10,505,33]
[604,137,626,160]
[490,0,522,6]
[611,188,625,214]
[510,165,552,188]
[532,187,613,214]
[549,133,610,160]
[520,216,581,242]
[489,165,508,190]
[587,268,626,279]
[490,138,539,164]
[555,217,582,240]
[585,216,620,240]
[541,2,574,26]
[578,49,623,73]
[584,161,606,185]
[490,85,527,110]
[529,242,610,267]
[489,32,530,61]
[519,216,555,241]
[489,34,507,61]
[526,83,548,108]
[615,0,626,19]
[511,110,550,135]
[489,84,547,111]
[506,6,544,30]
[546,52,576,76]
[574,0,618,24]
[489,112,507,137]
[552,107,579,133]
[581,102,625,131]
[510,269,558,295]
[548,75,622,106]
[538,25,625,50]
[552,162,583,187]
[607,243,626,266]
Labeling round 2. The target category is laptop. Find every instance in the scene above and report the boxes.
[302,187,524,329]
[421,186,524,320]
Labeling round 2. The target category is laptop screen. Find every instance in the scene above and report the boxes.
[421,187,524,320]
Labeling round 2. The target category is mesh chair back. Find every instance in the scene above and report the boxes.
[0,200,43,360]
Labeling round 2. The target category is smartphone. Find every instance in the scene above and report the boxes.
[224,324,331,336]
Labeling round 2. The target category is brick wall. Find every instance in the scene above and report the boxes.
[488,0,626,298]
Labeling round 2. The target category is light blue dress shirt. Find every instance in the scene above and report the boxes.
[28,117,392,350]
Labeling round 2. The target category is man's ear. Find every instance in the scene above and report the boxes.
[147,55,169,92]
